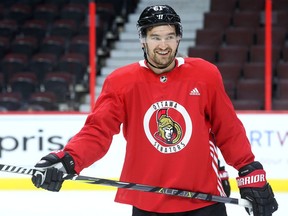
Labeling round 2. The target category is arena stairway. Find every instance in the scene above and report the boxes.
[80,0,210,111]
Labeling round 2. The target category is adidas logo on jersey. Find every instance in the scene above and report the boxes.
[189,87,200,96]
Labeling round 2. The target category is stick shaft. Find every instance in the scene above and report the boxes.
[0,163,252,210]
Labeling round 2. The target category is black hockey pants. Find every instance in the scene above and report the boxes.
[132,203,227,216]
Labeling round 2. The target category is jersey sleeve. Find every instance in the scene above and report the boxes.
[207,66,255,171]
[64,76,124,173]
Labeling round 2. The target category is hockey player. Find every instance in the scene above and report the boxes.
[32,5,278,216]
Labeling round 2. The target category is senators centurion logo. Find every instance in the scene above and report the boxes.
[143,100,192,154]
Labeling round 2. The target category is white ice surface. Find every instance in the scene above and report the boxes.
[0,191,286,216]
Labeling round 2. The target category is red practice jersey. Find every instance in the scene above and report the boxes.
[64,57,255,213]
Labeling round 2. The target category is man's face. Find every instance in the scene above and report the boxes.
[143,25,180,70]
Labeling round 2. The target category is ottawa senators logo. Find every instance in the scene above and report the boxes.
[154,109,182,144]
[143,100,192,154]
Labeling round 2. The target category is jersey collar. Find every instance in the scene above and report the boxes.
[139,57,185,68]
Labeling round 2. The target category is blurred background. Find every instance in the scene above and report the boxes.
[0,0,287,112]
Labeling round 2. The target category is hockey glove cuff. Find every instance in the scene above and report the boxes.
[219,165,231,197]
[31,151,76,192]
[237,161,278,216]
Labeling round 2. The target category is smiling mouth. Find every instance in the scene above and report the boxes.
[156,50,172,58]
[157,50,169,55]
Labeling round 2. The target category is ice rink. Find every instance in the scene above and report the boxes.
[1,190,286,216]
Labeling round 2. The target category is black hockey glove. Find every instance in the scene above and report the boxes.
[31,150,76,192]
[237,161,278,216]
[219,165,231,197]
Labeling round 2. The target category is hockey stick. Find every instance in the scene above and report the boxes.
[0,163,252,211]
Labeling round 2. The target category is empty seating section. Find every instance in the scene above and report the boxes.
[0,0,139,111]
[188,0,288,110]
[9,72,38,100]
[195,29,223,47]
[0,36,10,58]
[43,72,74,103]
[225,27,255,46]
[203,12,232,30]
[218,46,248,63]
[28,91,57,111]
[10,35,39,57]
[57,52,87,82]
[0,0,287,111]
[188,46,217,63]
[8,3,32,25]
[0,73,4,92]
[232,11,260,28]
[0,92,22,111]
[40,36,66,58]
[21,19,47,41]
[29,52,57,82]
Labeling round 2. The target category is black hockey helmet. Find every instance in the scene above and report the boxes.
[137,5,183,39]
